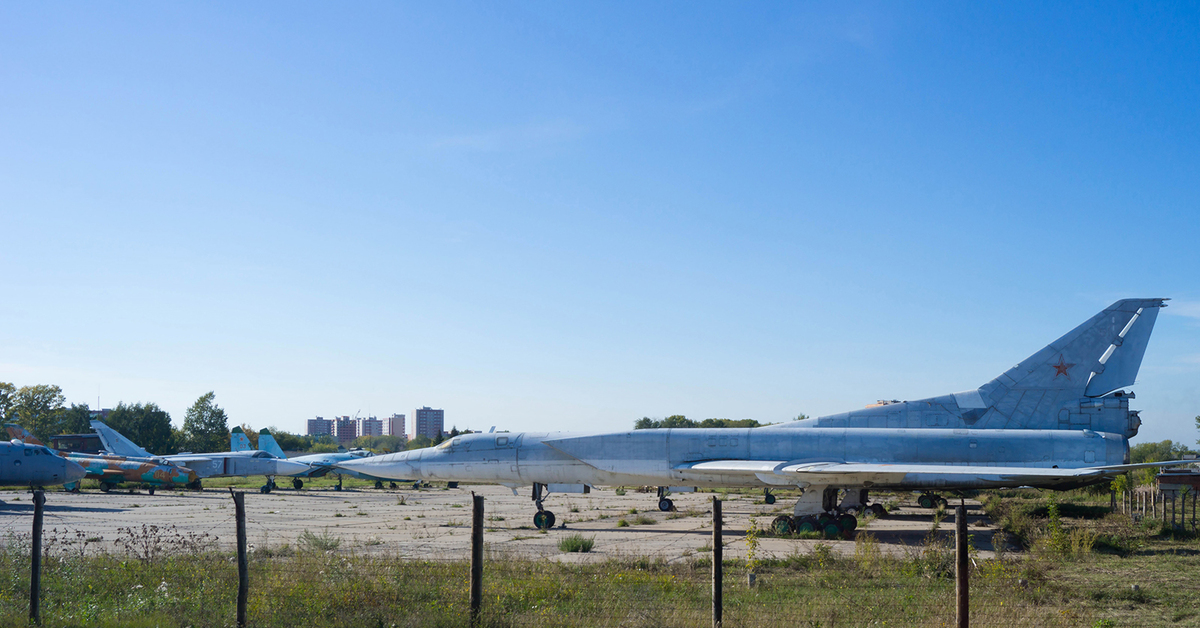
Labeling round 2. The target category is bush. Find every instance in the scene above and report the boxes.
[558,534,595,553]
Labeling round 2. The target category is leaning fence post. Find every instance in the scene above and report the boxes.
[470,492,484,626]
[231,490,248,628]
[956,505,968,628]
[30,489,45,624]
[712,497,722,628]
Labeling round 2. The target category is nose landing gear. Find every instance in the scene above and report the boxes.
[917,493,947,509]
[532,483,556,530]
[656,486,675,512]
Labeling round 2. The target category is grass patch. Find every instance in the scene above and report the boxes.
[297,528,341,552]
[557,534,595,553]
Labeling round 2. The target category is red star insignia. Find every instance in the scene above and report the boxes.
[1051,355,1074,378]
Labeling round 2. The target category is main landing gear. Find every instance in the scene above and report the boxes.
[532,483,557,530]
[260,477,277,494]
[769,488,886,538]
[917,493,948,509]
[293,478,304,490]
[764,489,776,505]
[657,487,674,512]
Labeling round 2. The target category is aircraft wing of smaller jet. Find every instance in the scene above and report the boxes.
[679,459,1193,487]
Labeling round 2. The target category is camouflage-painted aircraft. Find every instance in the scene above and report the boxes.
[91,422,310,492]
[4,424,196,494]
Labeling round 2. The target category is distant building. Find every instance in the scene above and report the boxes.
[358,416,383,438]
[412,407,444,440]
[334,416,357,445]
[307,416,334,437]
[387,413,406,440]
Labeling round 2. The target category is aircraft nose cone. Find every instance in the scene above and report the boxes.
[64,458,87,483]
[274,460,312,476]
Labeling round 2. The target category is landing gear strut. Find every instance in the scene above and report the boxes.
[779,486,863,538]
[764,489,776,505]
[657,487,674,512]
[335,474,344,492]
[532,483,556,530]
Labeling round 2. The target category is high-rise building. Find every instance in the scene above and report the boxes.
[411,407,444,440]
[358,416,383,437]
[307,416,333,437]
[334,416,357,445]
[387,414,406,440]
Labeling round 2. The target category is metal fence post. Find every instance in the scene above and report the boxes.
[712,497,722,628]
[231,490,248,628]
[470,493,484,626]
[956,505,968,628]
[30,490,45,624]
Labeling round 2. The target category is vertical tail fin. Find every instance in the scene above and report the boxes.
[90,420,154,458]
[4,424,48,447]
[257,429,288,459]
[230,426,253,452]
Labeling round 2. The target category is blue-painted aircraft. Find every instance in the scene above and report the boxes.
[0,438,87,491]
[338,298,1191,534]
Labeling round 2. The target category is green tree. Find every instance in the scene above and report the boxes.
[106,402,177,455]
[698,418,762,428]
[237,424,260,449]
[10,384,67,439]
[181,392,229,453]
[352,434,406,453]
[0,382,15,419]
[268,429,314,453]
[634,417,655,430]
[1195,415,1200,446]
[57,403,94,435]
[1129,440,1190,464]
[406,434,433,450]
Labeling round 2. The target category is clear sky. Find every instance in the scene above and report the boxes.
[2,3,1198,443]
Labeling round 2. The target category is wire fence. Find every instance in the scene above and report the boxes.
[0,485,1196,627]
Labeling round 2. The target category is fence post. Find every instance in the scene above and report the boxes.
[956,505,968,628]
[712,497,722,628]
[470,493,484,626]
[231,490,248,628]
[30,490,45,624]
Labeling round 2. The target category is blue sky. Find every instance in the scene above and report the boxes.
[2,3,1198,442]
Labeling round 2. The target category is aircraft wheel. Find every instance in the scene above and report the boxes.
[771,515,794,535]
[837,513,858,532]
[375,481,384,490]
[187,480,202,491]
[937,497,948,507]
[658,498,674,512]
[389,482,398,489]
[764,492,776,505]
[816,513,834,528]
[918,494,934,509]
[148,486,155,496]
[413,483,420,490]
[534,511,556,530]
[293,478,304,490]
[99,483,112,493]
[795,516,817,533]
[260,484,272,494]
[822,522,841,538]
[869,503,886,518]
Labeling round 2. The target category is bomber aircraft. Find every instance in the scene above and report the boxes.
[91,422,310,492]
[5,424,197,494]
[0,438,87,490]
[337,298,1190,534]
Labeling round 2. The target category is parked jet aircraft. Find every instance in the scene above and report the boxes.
[0,438,87,489]
[229,429,393,490]
[5,424,196,494]
[91,422,309,492]
[338,298,1189,534]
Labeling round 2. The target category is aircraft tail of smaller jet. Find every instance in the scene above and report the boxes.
[90,420,154,458]
[257,428,288,459]
[4,424,49,447]
[230,427,253,452]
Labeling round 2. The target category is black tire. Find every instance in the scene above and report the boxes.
[534,511,555,530]
[658,498,674,512]
[918,495,934,509]
[771,515,793,535]
[293,478,304,490]
[837,513,858,532]
[822,523,841,538]
[869,503,886,518]
[375,481,384,490]
[795,516,818,533]
[99,483,112,493]
[390,483,398,489]
[816,513,833,528]
[148,487,155,496]
[187,480,202,491]
[260,485,271,494]
[764,493,776,505]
